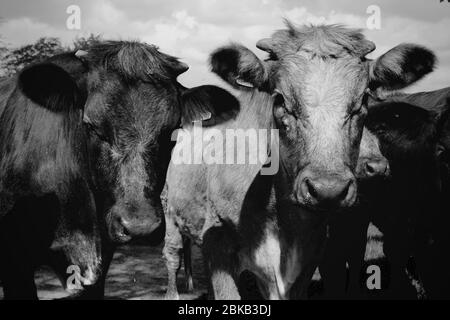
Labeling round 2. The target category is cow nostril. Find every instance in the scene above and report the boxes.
[365,162,376,176]
[121,223,130,237]
[339,181,352,201]
[116,217,131,237]
[305,178,318,199]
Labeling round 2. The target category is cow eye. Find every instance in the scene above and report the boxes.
[273,93,292,131]
[273,91,285,108]
[85,121,112,144]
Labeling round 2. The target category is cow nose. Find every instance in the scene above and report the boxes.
[117,215,161,239]
[364,159,390,178]
[111,216,133,243]
[299,176,357,209]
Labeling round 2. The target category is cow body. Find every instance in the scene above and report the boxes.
[0,60,101,299]
[321,100,450,299]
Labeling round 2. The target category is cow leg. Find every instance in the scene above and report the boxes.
[0,261,37,300]
[346,216,371,299]
[0,220,38,300]
[320,219,349,299]
[183,236,194,293]
[414,215,450,299]
[202,226,240,300]
[163,212,183,300]
[0,242,37,300]
[382,222,416,299]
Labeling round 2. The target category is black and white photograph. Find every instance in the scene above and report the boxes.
[0,0,449,306]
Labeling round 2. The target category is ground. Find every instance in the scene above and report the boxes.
[0,244,208,300]
[0,224,423,300]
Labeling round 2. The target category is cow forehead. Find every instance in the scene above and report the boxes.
[85,80,180,145]
[275,55,369,111]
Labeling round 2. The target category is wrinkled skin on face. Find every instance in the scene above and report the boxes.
[211,22,436,212]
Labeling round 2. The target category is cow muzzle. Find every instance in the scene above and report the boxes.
[108,205,162,244]
[295,169,357,210]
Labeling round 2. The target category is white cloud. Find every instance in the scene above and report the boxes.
[0,0,448,91]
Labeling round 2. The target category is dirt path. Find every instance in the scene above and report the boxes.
[0,244,208,300]
[2,225,422,300]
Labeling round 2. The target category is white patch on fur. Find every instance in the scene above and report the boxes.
[283,243,301,289]
[250,230,302,300]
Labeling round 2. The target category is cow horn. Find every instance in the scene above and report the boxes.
[256,38,275,54]
[174,61,189,76]
[75,50,89,58]
[361,40,376,57]
[236,78,254,88]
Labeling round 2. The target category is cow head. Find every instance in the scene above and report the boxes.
[356,127,390,181]
[72,42,238,243]
[211,22,435,211]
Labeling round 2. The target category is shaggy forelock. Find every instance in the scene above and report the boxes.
[84,40,184,82]
[265,20,375,59]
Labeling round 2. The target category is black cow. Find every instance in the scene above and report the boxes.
[321,100,450,299]
[0,60,101,299]
[42,41,239,299]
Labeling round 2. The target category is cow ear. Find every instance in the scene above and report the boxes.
[210,44,269,90]
[19,63,82,112]
[369,44,436,92]
[181,85,240,127]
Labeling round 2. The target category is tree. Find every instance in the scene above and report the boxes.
[72,34,103,50]
[0,37,64,76]
[0,34,103,77]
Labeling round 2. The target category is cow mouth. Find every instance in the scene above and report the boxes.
[114,227,133,243]
[281,196,333,215]
[107,208,163,244]
[285,194,351,215]
[107,214,133,244]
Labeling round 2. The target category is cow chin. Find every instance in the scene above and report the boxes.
[51,231,102,289]
[106,203,163,244]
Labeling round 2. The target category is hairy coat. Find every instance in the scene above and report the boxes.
[1,41,239,299]
[0,60,101,299]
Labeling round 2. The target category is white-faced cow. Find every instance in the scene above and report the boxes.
[163,22,436,299]
[0,59,101,299]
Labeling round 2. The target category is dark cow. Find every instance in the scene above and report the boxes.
[321,99,450,299]
[41,41,239,299]
[0,60,101,299]
[164,22,436,299]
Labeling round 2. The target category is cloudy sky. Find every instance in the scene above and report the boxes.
[0,0,449,92]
